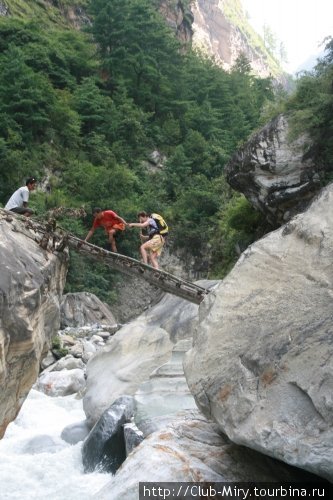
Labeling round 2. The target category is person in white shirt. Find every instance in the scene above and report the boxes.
[5,177,37,217]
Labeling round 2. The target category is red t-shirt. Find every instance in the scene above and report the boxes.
[93,211,125,231]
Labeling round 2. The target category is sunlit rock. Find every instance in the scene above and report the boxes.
[184,184,333,480]
[36,368,85,397]
[95,411,314,499]
[45,354,85,372]
[83,282,217,426]
[191,0,276,77]
[0,210,67,437]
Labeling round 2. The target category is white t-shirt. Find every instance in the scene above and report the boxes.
[5,186,29,210]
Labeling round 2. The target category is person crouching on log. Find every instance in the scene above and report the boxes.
[128,211,164,269]
[83,207,127,253]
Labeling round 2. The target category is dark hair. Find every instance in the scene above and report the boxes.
[137,211,147,218]
[26,177,37,186]
[92,207,102,215]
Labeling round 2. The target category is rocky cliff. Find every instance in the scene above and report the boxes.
[184,183,333,480]
[0,210,68,437]
[225,114,321,226]
[191,0,281,77]
[159,0,193,44]
[0,0,281,79]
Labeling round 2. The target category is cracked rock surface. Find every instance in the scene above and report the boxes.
[225,114,321,225]
[184,184,333,481]
[0,210,68,437]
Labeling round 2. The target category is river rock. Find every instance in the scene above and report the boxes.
[123,422,144,456]
[83,322,173,426]
[83,281,216,426]
[95,410,315,500]
[46,354,85,372]
[184,183,333,481]
[82,396,134,473]
[40,351,57,370]
[83,283,217,426]
[36,368,85,397]
[60,292,117,328]
[0,210,68,437]
[61,419,91,445]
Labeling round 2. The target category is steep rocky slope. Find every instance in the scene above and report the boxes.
[0,0,282,78]
[0,210,68,437]
[192,0,282,77]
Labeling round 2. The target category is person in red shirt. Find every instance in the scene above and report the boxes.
[83,207,127,253]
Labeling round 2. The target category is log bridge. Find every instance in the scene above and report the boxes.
[3,212,210,305]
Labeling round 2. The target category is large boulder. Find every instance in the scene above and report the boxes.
[83,320,173,427]
[83,282,217,426]
[35,368,85,397]
[184,184,333,480]
[225,114,321,225]
[134,339,197,428]
[60,292,117,328]
[0,210,67,437]
[95,411,315,500]
[82,396,134,474]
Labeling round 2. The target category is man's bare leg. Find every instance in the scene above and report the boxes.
[108,229,118,253]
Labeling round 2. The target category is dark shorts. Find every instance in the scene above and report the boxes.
[10,207,33,215]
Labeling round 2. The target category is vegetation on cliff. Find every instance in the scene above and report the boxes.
[0,0,276,300]
[2,1,330,302]
[286,37,333,176]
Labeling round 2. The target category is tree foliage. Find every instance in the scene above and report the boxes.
[0,1,278,302]
[286,37,333,174]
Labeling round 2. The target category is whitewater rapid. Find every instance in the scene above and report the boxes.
[0,389,110,500]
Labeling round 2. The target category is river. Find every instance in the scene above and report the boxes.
[0,389,110,500]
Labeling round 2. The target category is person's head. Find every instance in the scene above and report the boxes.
[26,177,37,191]
[92,207,103,219]
[137,211,148,224]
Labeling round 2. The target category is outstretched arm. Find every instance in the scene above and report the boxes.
[117,215,127,226]
[84,228,95,242]
[128,220,149,228]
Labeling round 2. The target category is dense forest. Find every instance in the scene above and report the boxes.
[0,0,332,304]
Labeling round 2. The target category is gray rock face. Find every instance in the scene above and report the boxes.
[83,319,173,427]
[61,419,91,445]
[83,282,217,426]
[0,210,67,437]
[0,2,8,17]
[134,339,197,428]
[60,292,117,328]
[82,396,134,474]
[225,114,321,225]
[159,0,193,44]
[95,411,315,500]
[123,422,144,456]
[191,0,277,77]
[35,368,85,397]
[184,184,333,480]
